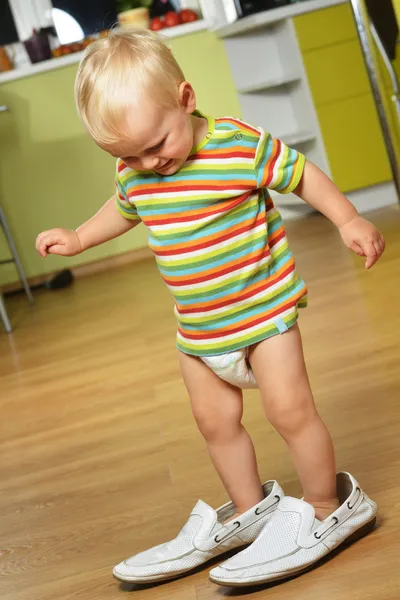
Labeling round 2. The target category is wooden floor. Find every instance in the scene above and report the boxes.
[1,206,400,600]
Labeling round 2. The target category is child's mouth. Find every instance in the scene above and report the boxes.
[157,159,174,173]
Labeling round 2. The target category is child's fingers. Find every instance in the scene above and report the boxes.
[35,232,48,254]
[36,238,51,258]
[35,236,47,257]
[349,241,365,257]
[373,239,385,264]
[374,240,381,255]
[36,231,51,257]
[36,233,64,257]
[363,240,377,269]
[47,244,66,255]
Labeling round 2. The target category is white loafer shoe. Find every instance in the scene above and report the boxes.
[113,480,283,584]
[210,472,377,587]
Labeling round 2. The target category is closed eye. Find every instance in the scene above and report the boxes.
[146,137,166,154]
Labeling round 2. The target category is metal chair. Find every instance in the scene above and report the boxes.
[0,201,34,332]
[0,293,12,333]
[0,105,34,332]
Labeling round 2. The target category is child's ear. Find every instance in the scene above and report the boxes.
[178,82,196,114]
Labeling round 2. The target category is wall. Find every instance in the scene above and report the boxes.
[0,30,241,285]
[394,0,400,23]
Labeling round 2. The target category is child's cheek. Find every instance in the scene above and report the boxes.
[170,137,190,159]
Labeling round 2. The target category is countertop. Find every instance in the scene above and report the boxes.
[215,0,348,37]
[0,19,208,85]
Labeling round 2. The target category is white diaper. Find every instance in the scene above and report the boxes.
[201,348,258,389]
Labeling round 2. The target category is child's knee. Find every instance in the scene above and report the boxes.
[192,404,242,442]
[265,394,316,438]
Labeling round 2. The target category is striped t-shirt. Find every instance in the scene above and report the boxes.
[115,113,308,356]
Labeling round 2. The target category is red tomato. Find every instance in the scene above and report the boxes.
[150,17,164,31]
[179,9,198,23]
[164,11,181,27]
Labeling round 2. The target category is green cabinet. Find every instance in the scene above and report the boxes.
[294,4,396,192]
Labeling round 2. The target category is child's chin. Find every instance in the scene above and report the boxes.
[157,159,182,175]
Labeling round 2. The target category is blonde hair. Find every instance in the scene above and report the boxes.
[74,28,185,148]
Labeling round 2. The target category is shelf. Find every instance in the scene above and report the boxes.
[215,0,347,38]
[238,73,301,93]
[161,19,208,38]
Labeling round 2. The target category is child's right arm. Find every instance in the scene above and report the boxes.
[36,195,138,258]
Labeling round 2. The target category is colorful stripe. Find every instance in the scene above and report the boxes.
[116,113,307,356]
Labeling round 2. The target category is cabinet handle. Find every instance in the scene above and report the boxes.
[0,106,9,113]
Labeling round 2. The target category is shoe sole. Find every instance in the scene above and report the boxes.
[209,516,376,588]
[113,543,249,585]
[113,570,190,585]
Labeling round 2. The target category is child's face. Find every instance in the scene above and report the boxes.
[107,82,198,176]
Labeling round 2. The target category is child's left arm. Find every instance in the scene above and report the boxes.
[294,160,386,269]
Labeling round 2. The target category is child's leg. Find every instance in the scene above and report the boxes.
[178,351,264,515]
[248,324,339,520]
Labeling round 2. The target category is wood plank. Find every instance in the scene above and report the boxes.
[1,206,400,599]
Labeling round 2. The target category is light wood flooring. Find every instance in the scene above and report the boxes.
[1,206,400,600]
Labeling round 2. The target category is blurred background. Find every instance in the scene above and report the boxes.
[1,3,400,599]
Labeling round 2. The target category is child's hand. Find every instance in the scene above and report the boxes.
[339,216,385,269]
[36,229,83,258]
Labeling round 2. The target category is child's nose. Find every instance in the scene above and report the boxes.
[141,156,159,170]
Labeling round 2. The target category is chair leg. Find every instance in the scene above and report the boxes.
[0,204,34,304]
[0,293,12,333]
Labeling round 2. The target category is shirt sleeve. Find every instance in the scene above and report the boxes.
[254,129,306,194]
[115,160,141,221]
